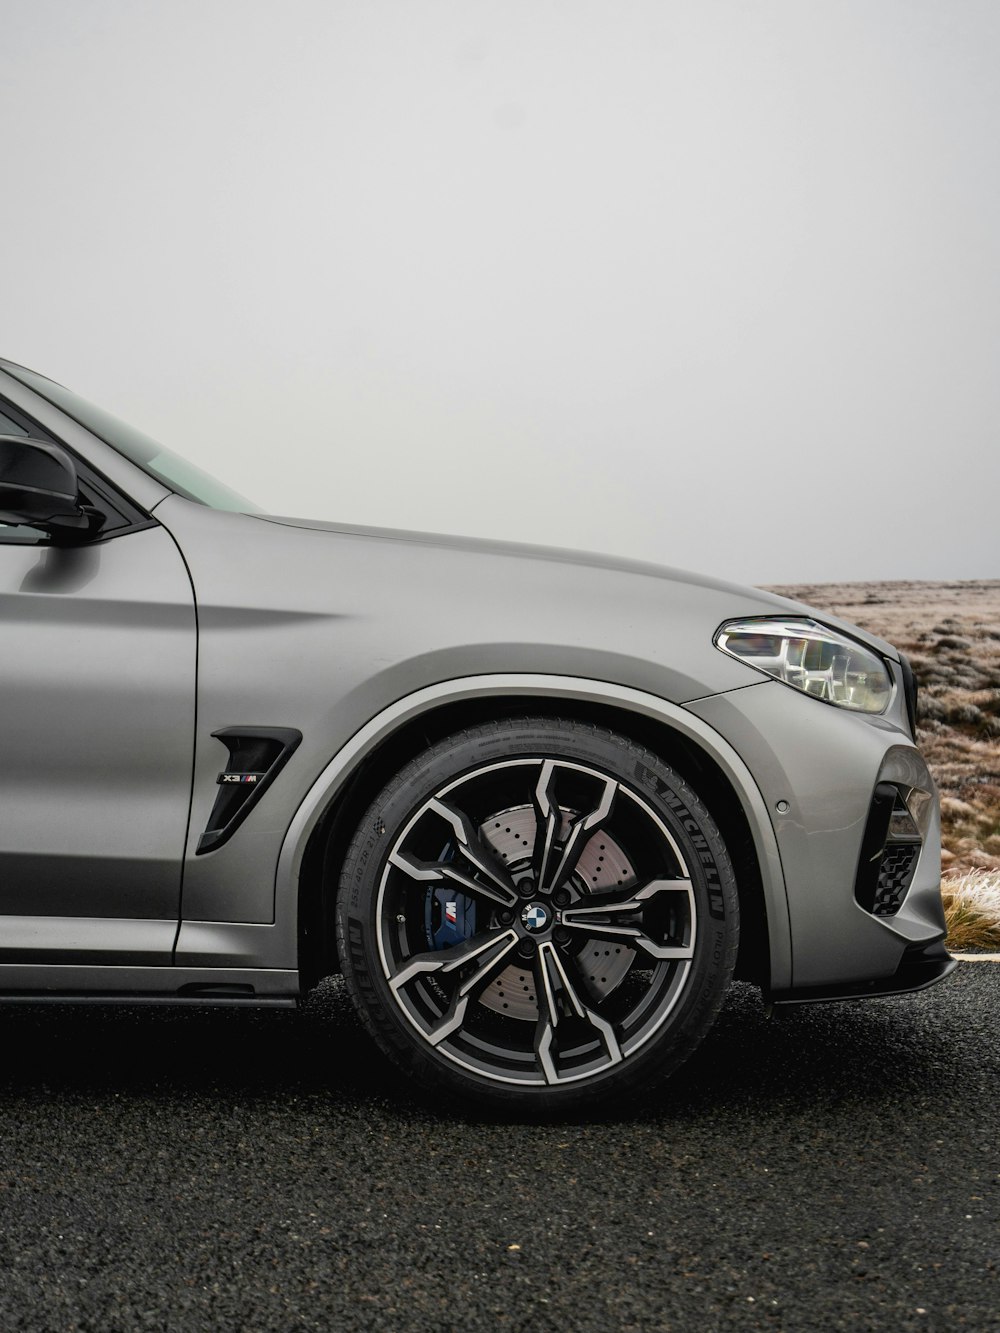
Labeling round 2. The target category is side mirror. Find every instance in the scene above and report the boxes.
[0,435,99,536]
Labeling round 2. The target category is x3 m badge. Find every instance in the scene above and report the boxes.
[217,772,266,785]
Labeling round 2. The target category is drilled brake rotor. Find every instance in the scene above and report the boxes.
[476,805,636,1021]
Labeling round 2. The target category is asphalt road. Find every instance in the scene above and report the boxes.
[1,966,998,1332]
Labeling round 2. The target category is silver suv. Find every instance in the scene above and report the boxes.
[0,359,952,1111]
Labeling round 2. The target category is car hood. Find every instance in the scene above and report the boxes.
[256,513,901,662]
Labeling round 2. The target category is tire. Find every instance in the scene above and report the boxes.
[336,717,739,1113]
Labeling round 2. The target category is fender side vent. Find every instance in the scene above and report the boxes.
[197,726,302,854]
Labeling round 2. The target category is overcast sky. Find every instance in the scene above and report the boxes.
[4,0,998,584]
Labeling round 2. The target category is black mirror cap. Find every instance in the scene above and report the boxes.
[0,434,95,534]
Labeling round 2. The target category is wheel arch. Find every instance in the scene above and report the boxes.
[282,676,791,994]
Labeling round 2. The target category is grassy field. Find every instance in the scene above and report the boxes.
[767,580,1000,948]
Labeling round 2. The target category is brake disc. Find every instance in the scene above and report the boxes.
[476,805,636,1021]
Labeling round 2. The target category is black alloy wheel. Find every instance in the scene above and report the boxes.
[337,718,739,1112]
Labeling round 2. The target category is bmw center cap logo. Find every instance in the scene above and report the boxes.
[522,903,549,932]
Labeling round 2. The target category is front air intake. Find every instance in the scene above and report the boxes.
[854,782,922,917]
[871,843,920,916]
[197,726,302,854]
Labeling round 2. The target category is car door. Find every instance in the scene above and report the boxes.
[0,396,196,963]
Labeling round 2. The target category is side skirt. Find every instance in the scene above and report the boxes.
[0,964,300,1006]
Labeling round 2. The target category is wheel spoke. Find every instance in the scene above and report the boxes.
[426,798,519,904]
[559,877,695,960]
[533,940,622,1084]
[389,927,518,989]
[388,847,518,910]
[389,928,521,1045]
[531,760,561,895]
[538,767,618,895]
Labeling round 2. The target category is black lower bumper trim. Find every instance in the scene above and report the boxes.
[770,940,956,1007]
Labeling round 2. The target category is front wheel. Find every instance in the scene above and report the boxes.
[336,718,739,1112]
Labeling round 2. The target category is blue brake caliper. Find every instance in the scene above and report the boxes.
[424,844,477,949]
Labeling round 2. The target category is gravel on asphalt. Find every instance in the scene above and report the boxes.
[0,965,997,1331]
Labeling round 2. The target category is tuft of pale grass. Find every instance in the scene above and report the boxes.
[941,869,1000,950]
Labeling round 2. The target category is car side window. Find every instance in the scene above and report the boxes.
[0,408,28,435]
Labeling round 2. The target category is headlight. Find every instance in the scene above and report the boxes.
[714,617,893,714]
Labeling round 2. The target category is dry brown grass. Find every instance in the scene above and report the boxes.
[766,579,1000,947]
[940,870,1000,951]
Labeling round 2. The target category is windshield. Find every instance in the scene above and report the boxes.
[4,364,259,512]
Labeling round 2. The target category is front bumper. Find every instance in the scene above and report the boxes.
[685,678,952,999]
[768,939,955,1006]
